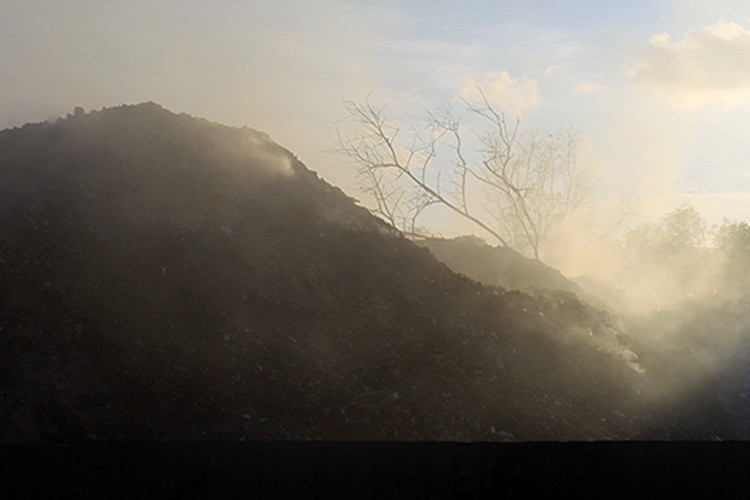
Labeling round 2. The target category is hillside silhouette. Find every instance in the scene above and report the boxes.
[0,103,727,441]
[416,236,597,300]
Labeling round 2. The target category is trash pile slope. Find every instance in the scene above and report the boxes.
[417,236,731,439]
[0,103,720,441]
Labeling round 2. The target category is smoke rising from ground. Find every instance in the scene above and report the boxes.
[536,204,750,413]
[236,132,294,177]
[540,204,745,313]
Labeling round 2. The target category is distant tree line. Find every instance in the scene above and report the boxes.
[620,204,750,299]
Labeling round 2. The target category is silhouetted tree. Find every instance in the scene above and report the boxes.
[713,219,750,295]
[335,90,593,260]
[623,204,707,257]
[662,204,707,251]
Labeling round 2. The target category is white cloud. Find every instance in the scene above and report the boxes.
[574,81,604,94]
[458,70,539,117]
[629,20,750,108]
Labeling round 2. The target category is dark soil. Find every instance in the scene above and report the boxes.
[0,103,727,441]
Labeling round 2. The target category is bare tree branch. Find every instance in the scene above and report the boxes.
[335,92,595,260]
[336,99,510,247]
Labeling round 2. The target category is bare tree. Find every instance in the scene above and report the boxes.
[335,91,593,260]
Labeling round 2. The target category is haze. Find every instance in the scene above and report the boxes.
[5,1,750,445]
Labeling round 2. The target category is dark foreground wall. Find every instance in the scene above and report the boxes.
[2,441,749,498]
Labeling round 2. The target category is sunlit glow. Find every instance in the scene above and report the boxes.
[4,0,750,442]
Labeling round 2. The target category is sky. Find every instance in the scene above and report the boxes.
[4,0,750,230]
